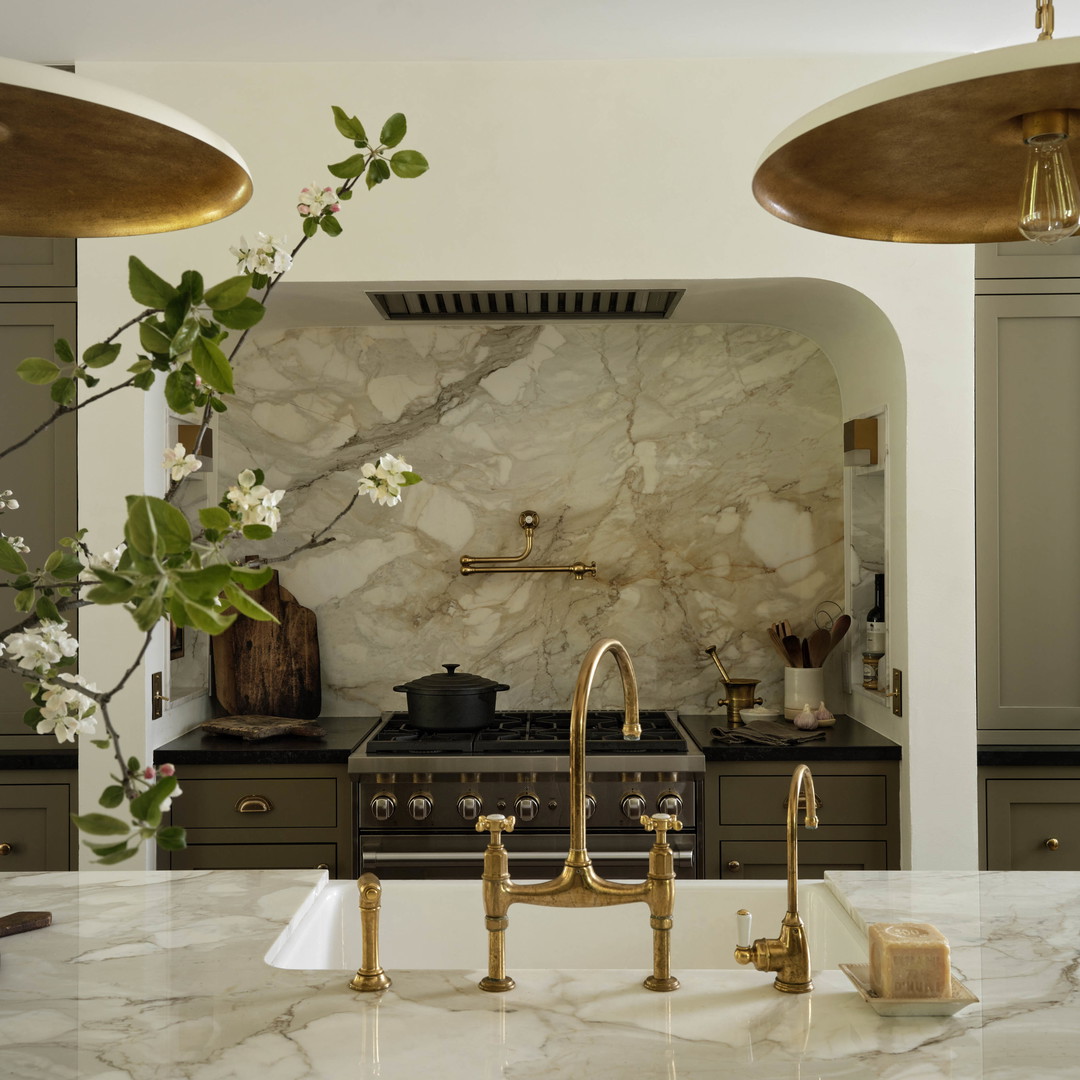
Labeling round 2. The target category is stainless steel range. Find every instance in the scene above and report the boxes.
[348,710,705,879]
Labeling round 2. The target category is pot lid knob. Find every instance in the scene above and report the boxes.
[442,664,460,676]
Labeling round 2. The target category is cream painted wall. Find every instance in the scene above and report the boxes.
[75,56,976,871]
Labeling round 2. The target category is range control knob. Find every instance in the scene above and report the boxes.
[370,793,396,822]
[585,794,597,820]
[621,793,647,821]
[408,794,434,821]
[457,794,483,821]
[657,793,683,817]
[514,794,541,822]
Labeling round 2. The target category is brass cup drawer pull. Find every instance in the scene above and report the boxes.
[0,842,13,856]
[235,795,274,814]
[1045,838,1061,851]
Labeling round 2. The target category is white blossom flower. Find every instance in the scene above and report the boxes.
[0,489,18,510]
[297,184,341,217]
[358,453,414,507]
[230,232,293,277]
[159,781,183,814]
[5,621,79,674]
[91,544,125,572]
[225,470,286,532]
[1,532,29,553]
[36,673,98,743]
[162,442,202,482]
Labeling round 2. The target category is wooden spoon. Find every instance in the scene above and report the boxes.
[829,613,852,656]
[768,627,792,665]
[783,634,803,667]
[808,627,831,668]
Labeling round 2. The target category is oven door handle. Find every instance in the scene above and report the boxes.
[363,849,693,863]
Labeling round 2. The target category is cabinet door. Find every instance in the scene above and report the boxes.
[984,778,1080,870]
[167,843,337,874]
[0,237,76,287]
[719,840,888,879]
[976,237,1080,279]
[0,303,78,737]
[976,293,1080,731]
[0,784,72,870]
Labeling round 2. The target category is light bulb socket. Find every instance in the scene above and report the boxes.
[1023,109,1071,145]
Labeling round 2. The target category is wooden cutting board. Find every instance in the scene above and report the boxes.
[211,570,321,719]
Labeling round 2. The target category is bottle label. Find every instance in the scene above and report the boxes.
[866,621,886,655]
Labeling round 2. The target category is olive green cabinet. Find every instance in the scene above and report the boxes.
[157,762,354,877]
[0,769,78,870]
[980,766,1080,870]
[703,760,901,879]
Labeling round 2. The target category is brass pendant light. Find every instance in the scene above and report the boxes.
[0,57,252,238]
[753,0,1080,244]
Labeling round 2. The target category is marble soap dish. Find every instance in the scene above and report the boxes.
[839,963,979,1016]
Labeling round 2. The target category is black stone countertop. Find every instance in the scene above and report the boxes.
[679,713,902,761]
[153,715,380,766]
[978,744,1080,765]
[0,737,78,770]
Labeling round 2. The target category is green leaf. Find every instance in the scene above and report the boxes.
[163,294,189,335]
[228,564,273,588]
[131,370,156,391]
[50,377,77,406]
[0,537,28,574]
[380,112,407,148]
[223,580,278,622]
[99,785,126,809]
[180,270,205,306]
[173,563,232,603]
[48,551,84,581]
[164,368,197,415]
[86,581,138,606]
[178,598,235,635]
[302,215,318,238]
[190,337,235,395]
[204,275,252,312]
[389,150,429,179]
[83,342,121,369]
[328,153,368,179]
[366,158,391,189]
[209,396,228,414]
[130,776,176,824]
[212,298,264,331]
[94,845,141,865]
[22,706,42,730]
[128,256,177,309]
[131,593,165,633]
[199,506,233,531]
[72,812,131,837]
[35,595,61,624]
[54,338,76,366]
[90,739,111,749]
[156,825,187,851]
[138,319,171,356]
[169,318,203,358]
[16,356,60,385]
[319,214,343,237]
[14,587,35,612]
[125,494,192,558]
[401,471,423,486]
[242,523,274,541]
[331,105,367,143]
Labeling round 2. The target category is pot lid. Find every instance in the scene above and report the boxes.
[393,664,510,696]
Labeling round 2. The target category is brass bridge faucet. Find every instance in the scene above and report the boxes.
[734,763,819,992]
[475,637,682,993]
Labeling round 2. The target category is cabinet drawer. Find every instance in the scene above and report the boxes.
[171,778,338,829]
[168,843,337,874]
[985,778,1080,870]
[718,774,887,826]
[719,840,888,879]
[0,784,71,870]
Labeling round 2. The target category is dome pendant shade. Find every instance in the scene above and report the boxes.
[0,59,252,238]
[753,38,1080,244]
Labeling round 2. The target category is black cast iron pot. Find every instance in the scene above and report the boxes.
[393,663,510,731]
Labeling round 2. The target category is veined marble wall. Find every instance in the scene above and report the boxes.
[219,322,843,714]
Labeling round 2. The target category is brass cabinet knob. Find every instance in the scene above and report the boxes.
[234,794,273,814]
[726,859,742,873]
[0,842,12,856]
[314,863,330,870]
[1045,838,1061,851]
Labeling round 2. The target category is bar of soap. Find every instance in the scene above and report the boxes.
[0,911,52,938]
[868,922,951,998]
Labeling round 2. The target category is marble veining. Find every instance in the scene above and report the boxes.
[220,322,844,715]
[3,869,1080,1078]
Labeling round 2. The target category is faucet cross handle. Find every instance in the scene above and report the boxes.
[641,812,683,839]
[477,813,516,841]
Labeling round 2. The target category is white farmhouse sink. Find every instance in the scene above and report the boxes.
[266,878,867,972]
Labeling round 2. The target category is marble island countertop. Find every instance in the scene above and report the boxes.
[2,868,1079,1079]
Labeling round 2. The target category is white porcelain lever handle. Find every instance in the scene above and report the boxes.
[736,908,753,949]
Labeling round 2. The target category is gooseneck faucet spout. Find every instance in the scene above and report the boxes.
[734,763,818,993]
[476,637,681,994]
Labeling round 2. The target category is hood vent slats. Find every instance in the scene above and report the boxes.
[368,288,683,321]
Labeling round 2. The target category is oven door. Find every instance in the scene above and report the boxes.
[360,831,697,880]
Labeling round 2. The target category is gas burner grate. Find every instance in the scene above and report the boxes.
[365,710,686,755]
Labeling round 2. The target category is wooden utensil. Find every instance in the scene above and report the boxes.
[783,634,803,667]
[768,627,792,665]
[808,627,831,668]
[829,613,852,656]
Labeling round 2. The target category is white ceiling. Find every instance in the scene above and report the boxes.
[8,1,1080,64]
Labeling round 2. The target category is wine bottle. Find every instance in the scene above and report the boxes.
[865,573,886,656]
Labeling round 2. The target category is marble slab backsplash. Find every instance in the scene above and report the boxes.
[219,322,843,714]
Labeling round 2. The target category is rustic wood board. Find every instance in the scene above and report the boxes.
[211,570,321,719]
[200,715,326,740]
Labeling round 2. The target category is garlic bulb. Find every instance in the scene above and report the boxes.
[793,704,818,730]
[813,700,836,727]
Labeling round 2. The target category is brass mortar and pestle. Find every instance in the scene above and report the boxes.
[704,645,762,727]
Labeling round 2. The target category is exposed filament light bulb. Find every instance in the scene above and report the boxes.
[1019,110,1080,244]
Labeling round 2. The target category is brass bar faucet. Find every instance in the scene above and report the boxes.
[460,511,597,579]
[476,637,682,993]
[349,873,392,992]
[733,763,819,992]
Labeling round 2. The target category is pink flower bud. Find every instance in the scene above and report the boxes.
[158,762,175,777]
[143,765,155,780]
[329,204,341,214]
